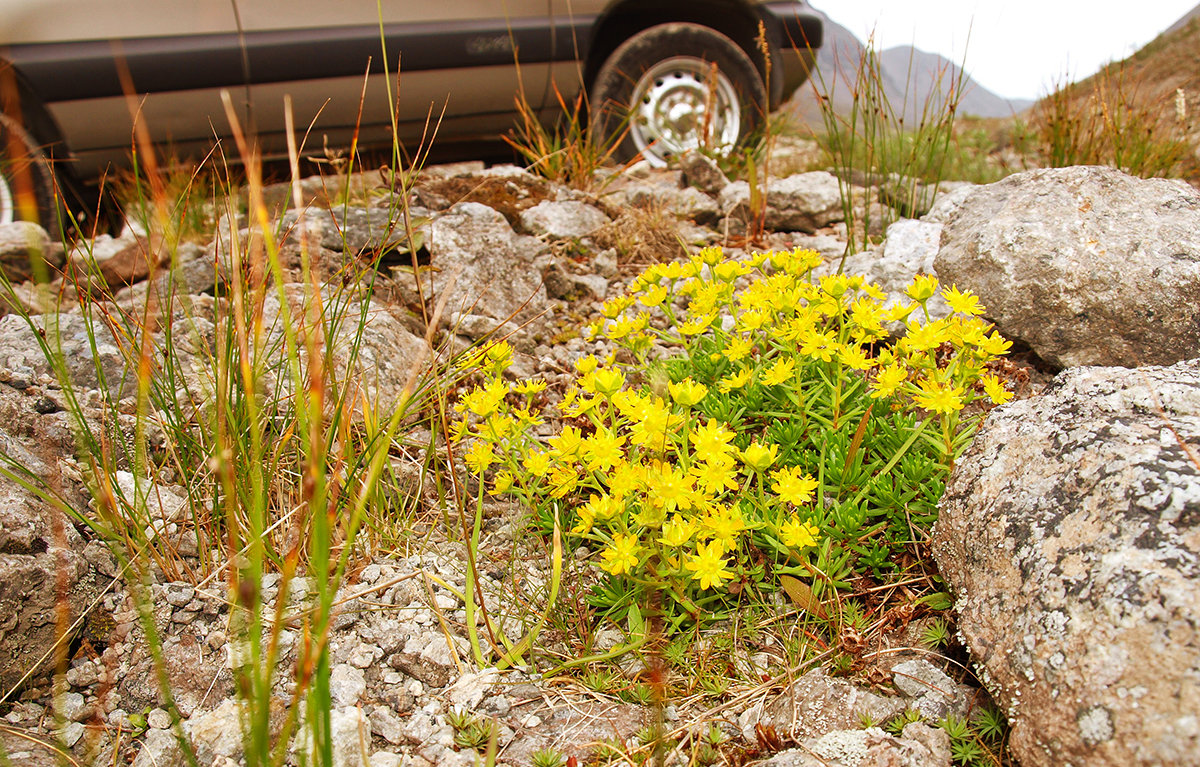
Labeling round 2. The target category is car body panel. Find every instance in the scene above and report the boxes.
[0,0,819,178]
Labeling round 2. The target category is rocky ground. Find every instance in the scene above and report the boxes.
[0,146,1197,767]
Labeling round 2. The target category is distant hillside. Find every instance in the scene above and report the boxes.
[1035,4,1199,137]
[785,11,1031,129]
[1165,2,1200,35]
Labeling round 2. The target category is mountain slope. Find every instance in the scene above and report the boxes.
[785,11,1030,129]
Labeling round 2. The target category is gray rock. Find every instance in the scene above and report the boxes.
[890,659,967,720]
[131,728,183,767]
[739,668,906,743]
[186,699,246,763]
[761,723,951,767]
[330,706,370,767]
[833,218,949,320]
[370,706,407,746]
[719,172,843,232]
[328,207,410,256]
[932,358,1200,767]
[679,151,729,194]
[55,692,88,722]
[115,242,217,306]
[674,186,722,224]
[0,311,127,394]
[330,663,367,706]
[450,312,520,342]
[0,221,59,284]
[935,166,1200,368]
[427,202,548,325]
[921,182,979,224]
[519,200,610,239]
[69,232,160,289]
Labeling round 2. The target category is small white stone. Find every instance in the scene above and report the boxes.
[147,707,172,730]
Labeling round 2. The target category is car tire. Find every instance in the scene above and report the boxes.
[590,22,767,168]
[0,111,61,229]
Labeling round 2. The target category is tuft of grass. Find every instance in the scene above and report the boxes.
[504,78,627,191]
[811,38,968,253]
[1031,63,1193,179]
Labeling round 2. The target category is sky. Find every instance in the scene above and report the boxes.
[813,1,1198,101]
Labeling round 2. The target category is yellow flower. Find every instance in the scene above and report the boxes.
[589,368,626,397]
[737,310,771,333]
[584,427,627,472]
[601,295,634,319]
[587,493,624,520]
[838,345,873,371]
[779,516,820,550]
[523,450,551,477]
[906,274,939,302]
[771,467,819,505]
[800,331,839,362]
[685,540,735,590]
[819,273,852,299]
[678,313,716,335]
[871,364,908,399]
[549,425,585,462]
[913,378,965,414]
[739,441,779,472]
[659,515,698,547]
[904,320,950,353]
[463,377,508,418]
[640,284,669,307]
[478,413,516,442]
[979,330,1012,359]
[645,462,695,513]
[981,373,1013,405]
[723,337,754,362]
[691,457,740,495]
[701,503,747,552]
[572,504,596,535]
[943,284,985,316]
[512,379,546,395]
[548,465,580,498]
[713,259,751,282]
[575,355,600,375]
[491,471,514,495]
[691,418,736,462]
[607,461,644,499]
[463,442,495,476]
[719,368,753,392]
[484,341,513,372]
[669,377,709,407]
[629,397,673,450]
[600,533,642,576]
[761,357,796,387]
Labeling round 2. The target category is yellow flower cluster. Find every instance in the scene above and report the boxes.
[454,246,1013,621]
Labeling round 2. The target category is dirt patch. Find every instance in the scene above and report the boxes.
[413,174,553,228]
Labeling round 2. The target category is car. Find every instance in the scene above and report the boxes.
[0,0,822,227]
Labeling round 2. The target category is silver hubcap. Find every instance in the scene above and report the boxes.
[0,170,13,225]
[630,57,741,167]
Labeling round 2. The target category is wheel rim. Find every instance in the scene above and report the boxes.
[0,169,13,225]
[629,57,741,167]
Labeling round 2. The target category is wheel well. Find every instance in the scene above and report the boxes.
[582,0,781,106]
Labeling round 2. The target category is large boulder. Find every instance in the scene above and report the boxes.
[427,202,548,325]
[932,359,1200,766]
[935,166,1200,368]
[719,171,843,232]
